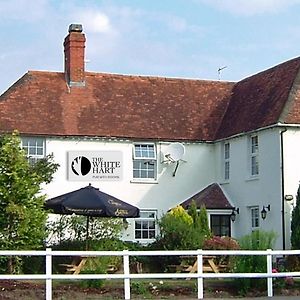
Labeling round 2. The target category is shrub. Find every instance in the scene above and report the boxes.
[233,230,277,295]
[291,184,300,249]
[203,236,239,269]
[46,215,123,245]
[157,205,195,250]
[151,204,211,270]
[203,236,240,251]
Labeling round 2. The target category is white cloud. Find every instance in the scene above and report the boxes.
[71,10,113,34]
[198,0,300,16]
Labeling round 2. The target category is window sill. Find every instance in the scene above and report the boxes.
[245,175,259,182]
[134,239,156,244]
[220,180,230,185]
[130,179,158,184]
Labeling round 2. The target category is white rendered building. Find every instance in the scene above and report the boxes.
[1,24,300,249]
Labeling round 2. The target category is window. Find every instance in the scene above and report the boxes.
[224,142,230,180]
[210,215,231,236]
[21,137,45,164]
[250,135,259,176]
[251,207,260,230]
[135,211,157,240]
[133,144,157,180]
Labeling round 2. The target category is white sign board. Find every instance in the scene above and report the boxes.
[68,151,123,181]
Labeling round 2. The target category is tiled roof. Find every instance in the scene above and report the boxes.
[179,183,233,209]
[2,56,300,141]
[216,57,300,139]
[0,71,233,141]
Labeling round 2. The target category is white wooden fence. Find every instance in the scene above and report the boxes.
[0,249,300,300]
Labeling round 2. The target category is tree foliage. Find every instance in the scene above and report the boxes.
[156,203,211,250]
[46,215,124,245]
[0,132,58,271]
[188,201,212,239]
[291,184,300,249]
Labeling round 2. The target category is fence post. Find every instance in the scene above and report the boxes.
[266,248,273,297]
[197,249,204,299]
[45,248,52,300]
[123,249,131,300]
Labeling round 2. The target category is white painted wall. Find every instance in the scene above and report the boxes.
[41,126,298,249]
[215,128,283,249]
[282,128,300,249]
[43,137,216,242]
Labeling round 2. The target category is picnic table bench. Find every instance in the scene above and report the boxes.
[168,255,228,275]
[59,256,117,275]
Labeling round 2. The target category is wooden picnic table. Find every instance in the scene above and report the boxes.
[59,256,117,275]
[59,256,91,275]
[172,255,222,275]
[186,255,219,274]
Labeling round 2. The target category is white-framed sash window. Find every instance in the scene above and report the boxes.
[132,143,157,181]
[224,142,230,181]
[251,206,260,230]
[134,210,157,241]
[250,135,259,176]
[21,137,45,164]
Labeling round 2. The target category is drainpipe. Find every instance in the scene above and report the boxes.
[280,128,287,250]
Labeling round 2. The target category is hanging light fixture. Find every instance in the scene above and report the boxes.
[261,205,271,220]
[230,207,239,222]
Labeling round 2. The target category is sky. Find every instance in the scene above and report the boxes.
[1,0,300,94]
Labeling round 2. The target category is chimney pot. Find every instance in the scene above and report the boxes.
[68,24,83,33]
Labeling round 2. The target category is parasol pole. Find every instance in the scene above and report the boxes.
[86,215,90,250]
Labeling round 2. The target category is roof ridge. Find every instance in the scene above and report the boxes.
[85,71,235,84]
[238,56,300,83]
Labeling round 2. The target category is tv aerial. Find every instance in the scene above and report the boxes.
[163,143,186,177]
[218,66,227,80]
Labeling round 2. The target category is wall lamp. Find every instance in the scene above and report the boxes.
[261,205,271,220]
[284,195,294,202]
[230,207,239,222]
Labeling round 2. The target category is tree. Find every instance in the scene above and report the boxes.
[291,184,300,249]
[188,201,212,239]
[198,205,212,239]
[0,132,59,273]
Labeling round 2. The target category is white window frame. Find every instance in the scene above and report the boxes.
[249,135,259,177]
[134,210,157,242]
[132,143,157,181]
[251,206,260,230]
[223,142,230,181]
[21,137,45,164]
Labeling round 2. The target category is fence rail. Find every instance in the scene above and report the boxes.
[1,248,300,300]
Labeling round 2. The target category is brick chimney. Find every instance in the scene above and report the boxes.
[64,24,86,87]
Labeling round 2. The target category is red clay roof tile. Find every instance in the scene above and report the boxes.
[216,57,300,139]
[180,183,233,209]
[2,57,300,141]
[0,71,234,141]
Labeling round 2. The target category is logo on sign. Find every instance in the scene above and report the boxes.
[68,151,123,181]
[71,156,91,176]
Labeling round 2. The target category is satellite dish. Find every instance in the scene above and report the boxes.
[165,143,185,162]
